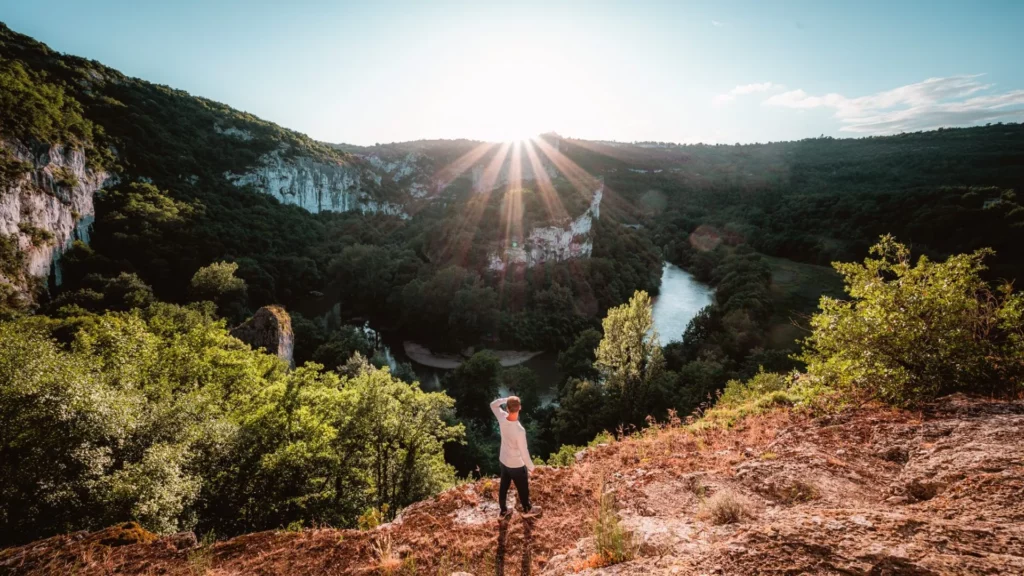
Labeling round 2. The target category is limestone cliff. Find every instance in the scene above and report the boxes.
[223,146,407,217]
[488,183,603,271]
[0,140,110,304]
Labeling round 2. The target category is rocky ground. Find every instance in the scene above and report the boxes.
[2,394,1021,575]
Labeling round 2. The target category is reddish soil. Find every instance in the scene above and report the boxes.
[2,394,1021,575]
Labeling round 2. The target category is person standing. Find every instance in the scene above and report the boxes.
[490,396,542,519]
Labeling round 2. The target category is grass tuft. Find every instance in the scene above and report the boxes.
[698,490,751,525]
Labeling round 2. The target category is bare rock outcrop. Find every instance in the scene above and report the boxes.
[0,140,111,303]
[230,305,294,366]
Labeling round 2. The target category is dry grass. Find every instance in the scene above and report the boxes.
[698,490,751,525]
[371,533,402,574]
[585,484,637,568]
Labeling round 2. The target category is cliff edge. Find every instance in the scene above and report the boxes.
[3,394,1021,575]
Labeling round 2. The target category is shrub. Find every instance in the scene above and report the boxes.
[697,490,750,525]
[18,223,56,248]
[546,443,584,467]
[586,488,636,567]
[800,235,1024,405]
[718,369,792,407]
[358,504,389,531]
[0,233,24,278]
[52,165,79,188]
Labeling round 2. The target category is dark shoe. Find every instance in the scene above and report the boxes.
[521,506,542,519]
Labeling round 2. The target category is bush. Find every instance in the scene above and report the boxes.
[799,236,1024,405]
[546,444,584,467]
[589,488,636,566]
[698,490,750,525]
[718,369,792,407]
[18,223,55,248]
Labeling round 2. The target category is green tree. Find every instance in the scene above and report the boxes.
[800,236,1024,405]
[310,325,374,370]
[189,261,248,321]
[551,378,611,446]
[557,328,602,385]
[595,290,665,424]
[222,360,461,530]
[499,365,541,415]
[444,351,501,424]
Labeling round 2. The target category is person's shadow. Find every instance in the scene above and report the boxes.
[496,517,533,575]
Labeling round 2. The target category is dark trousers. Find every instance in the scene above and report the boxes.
[498,463,531,513]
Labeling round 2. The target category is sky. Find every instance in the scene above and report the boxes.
[3,0,1024,145]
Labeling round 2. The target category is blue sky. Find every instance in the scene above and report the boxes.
[3,0,1023,144]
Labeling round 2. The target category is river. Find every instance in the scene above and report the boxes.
[381,262,714,402]
[651,262,715,343]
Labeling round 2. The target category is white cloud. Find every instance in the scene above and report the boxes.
[711,20,724,27]
[763,75,1024,134]
[714,82,783,106]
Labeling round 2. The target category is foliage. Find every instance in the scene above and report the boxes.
[0,147,32,188]
[0,232,24,279]
[498,365,541,412]
[545,430,612,466]
[595,290,666,425]
[357,504,388,530]
[310,325,374,370]
[17,222,54,248]
[443,351,501,425]
[51,272,156,313]
[189,261,248,321]
[587,487,636,567]
[800,236,1024,404]
[0,57,97,152]
[556,328,602,384]
[0,303,463,545]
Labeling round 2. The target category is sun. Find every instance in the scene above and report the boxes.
[470,101,547,143]
[448,41,559,142]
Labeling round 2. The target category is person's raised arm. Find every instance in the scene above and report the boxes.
[490,397,507,419]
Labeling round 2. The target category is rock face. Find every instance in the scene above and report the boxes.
[488,183,603,271]
[0,140,110,302]
[224,147,407,217]
[230,305,295,366]
[229,140,565,219]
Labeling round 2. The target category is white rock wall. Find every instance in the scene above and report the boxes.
[488,184,603,271]
[227,147,412,217]
[0,140,110,295]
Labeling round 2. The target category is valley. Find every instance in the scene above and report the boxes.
[1,12,1024,575]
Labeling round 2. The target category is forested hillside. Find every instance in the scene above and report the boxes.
[2,20,1023,554]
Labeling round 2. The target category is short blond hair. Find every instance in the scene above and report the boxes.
[506,396,521,413]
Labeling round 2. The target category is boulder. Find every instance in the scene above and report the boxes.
[231,305,294,366]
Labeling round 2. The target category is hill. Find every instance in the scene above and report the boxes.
[3,394,1021,575]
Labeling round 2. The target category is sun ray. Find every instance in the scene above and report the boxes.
[531,136,603,202]
[432,141,497,192]
[523,138,569,222]
[500,141,525,251]
[532,135,633,222]
[441,142,511,264]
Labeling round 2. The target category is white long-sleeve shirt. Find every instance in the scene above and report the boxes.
[490,398,536,471]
